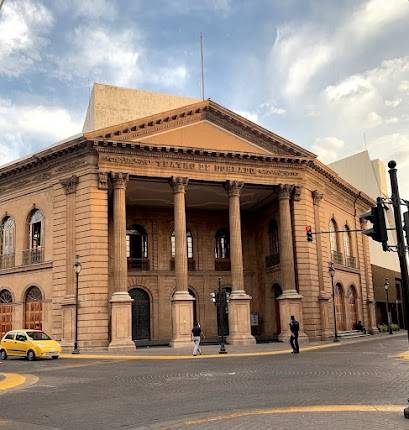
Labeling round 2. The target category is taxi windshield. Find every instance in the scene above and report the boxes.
[26,331,52,341]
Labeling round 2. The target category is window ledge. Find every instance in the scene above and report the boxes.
[333,263,360,274]
[0,261,53,275]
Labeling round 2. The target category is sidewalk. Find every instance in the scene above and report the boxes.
[60,331,407,360]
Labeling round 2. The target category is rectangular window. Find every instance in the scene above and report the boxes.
[5,333,14,340]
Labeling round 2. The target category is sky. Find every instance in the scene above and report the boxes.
[0,0,409,192]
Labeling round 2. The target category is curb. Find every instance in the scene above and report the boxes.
[161,404,405,428]
[60,341,343,361]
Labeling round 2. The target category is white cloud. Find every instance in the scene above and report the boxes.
[367,111,383,127]
[235,110,259,124]
[0,98,82,166]
[270,0,409,98]
[399,80,409,94]
[56,0,117,19]
[0,0,53,76]
[385,98,402,108]
[312,137,345,163]
[260,102,286,116]
[149,66,189,89]
[55,25,142,86]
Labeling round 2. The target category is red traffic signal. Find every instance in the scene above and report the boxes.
[305,225,313,241]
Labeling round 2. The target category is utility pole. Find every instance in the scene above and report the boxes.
[0,0,5,11]
[387,161,409,343]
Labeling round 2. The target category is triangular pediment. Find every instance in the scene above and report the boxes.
[137,120,272,155]
[85,100,316,158]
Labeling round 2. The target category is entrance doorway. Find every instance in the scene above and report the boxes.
[129,288,150,341]
[272,284,282,336]
[0,289,13,338]
[335,283,346,332]
[188,288,198,324]
[24,286,42,330]
[347,286,358,330]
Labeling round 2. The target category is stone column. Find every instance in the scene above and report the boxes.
[108,172,134,351]
[170,177,194,347]
[60,175,79,350]
[312,190,332,340]
[277,184,305,341]
[224,180,255,345]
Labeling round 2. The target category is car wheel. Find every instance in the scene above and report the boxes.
[27,350,36,361]
[52,356,59,360]
[0,349,7,360]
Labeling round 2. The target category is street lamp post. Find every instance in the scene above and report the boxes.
[210,277,228,354]
[72,255,82,354]
[329,262,340,342]
[384,279,393,335]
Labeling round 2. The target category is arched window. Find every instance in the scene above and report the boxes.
[126,225,148,270]
[24,210,44,265]
[343,225,351,257]
[24,286,43,330]
[171,230,193,259]
[0,217,16,269]
[329,219,337,253]
[29,210,44,249]
[215,228,230,259]
[266,219,280,267]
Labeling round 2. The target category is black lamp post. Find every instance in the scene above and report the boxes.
[384,279,393,335]
[210,277,228,354]
[329,262,340,342]
[72,255,82,354]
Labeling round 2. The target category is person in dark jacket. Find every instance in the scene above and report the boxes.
[289,315,300,353]
[191,322,202,356]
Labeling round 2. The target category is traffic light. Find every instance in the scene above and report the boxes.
[361,197,388,250]
[305,225,313,241]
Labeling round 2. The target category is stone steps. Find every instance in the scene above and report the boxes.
[337,330,370,339]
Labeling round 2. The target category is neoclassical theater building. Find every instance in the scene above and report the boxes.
[0,84,377,350]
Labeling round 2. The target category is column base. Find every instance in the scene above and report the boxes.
[367,299,378,334]
[60,294,76,350]
[108,292,135,351]
[170,291,194,348]
[277,290,308,342]
[227,291,256,346]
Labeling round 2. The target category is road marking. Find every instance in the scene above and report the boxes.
[60,342,343,361]
[398,351,409,360]
[0,373,27,392]
[164,405,405,428]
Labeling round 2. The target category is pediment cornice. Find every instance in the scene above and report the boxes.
[84,100,317,159]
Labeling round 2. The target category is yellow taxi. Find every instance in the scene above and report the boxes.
[0,330,62,361]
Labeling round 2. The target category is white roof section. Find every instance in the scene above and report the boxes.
[83,83,200,132]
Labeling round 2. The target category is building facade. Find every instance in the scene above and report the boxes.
[0,93,377,350]
[329,151,403,328]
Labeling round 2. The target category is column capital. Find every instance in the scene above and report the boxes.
[312,190,324,206]
[170,177,189,194]
[60,175,79,195]
[224,180,244,197]
[278,184,294,200]
[110,172,129,189]
[292,185,303,201]
[98,172,109,190]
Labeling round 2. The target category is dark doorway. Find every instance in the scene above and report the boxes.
[129,288,150,341]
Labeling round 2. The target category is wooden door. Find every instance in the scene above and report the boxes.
[348,287,357,330]
[24,287,42,330]
[335,284,345,332]
[0,290,13,338]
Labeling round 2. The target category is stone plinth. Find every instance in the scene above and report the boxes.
[108,292,135,351]
[277,290,308,342]
[227,291,256,345]
[60,294,76,350]
[318,291,332,340]
[170,291,194,348]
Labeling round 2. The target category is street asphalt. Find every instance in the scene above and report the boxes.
[0,335,408,429]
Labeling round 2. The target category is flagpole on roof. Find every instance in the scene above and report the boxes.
[200,32,205,101]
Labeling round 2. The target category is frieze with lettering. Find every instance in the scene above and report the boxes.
[99,154,301,178]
